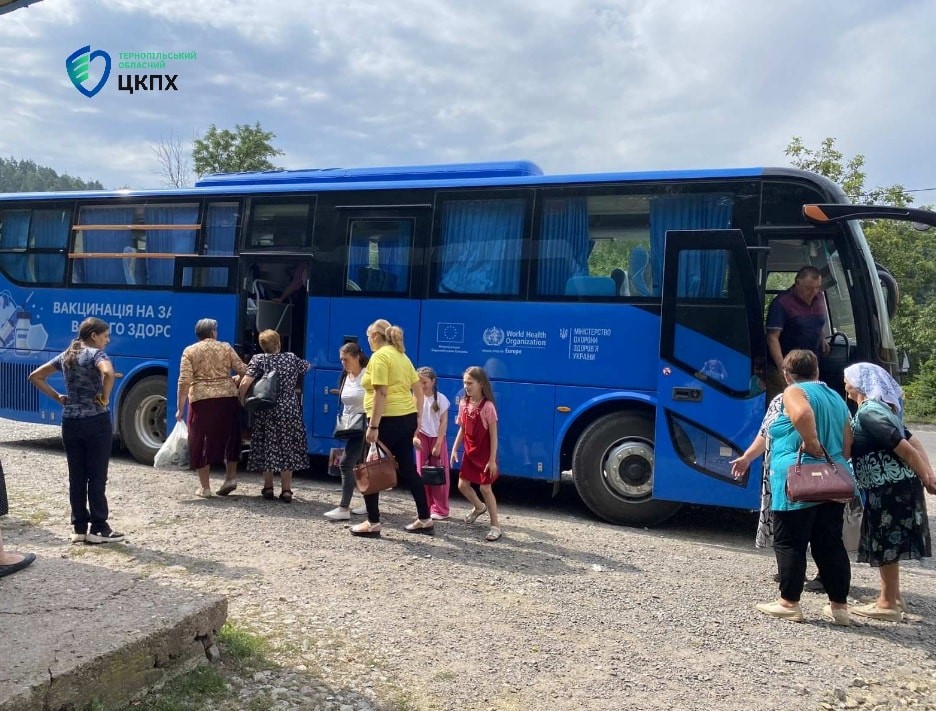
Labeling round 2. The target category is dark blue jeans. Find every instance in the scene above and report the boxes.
[62,412,113,534]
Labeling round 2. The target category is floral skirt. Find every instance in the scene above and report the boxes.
[857,477,932,567]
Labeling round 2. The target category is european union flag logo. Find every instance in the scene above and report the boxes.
[66,45,112,98]
[437,322,464,344]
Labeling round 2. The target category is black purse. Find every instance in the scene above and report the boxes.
[244,356,279,414]
[420,438,446,485]
[333,412,365,439]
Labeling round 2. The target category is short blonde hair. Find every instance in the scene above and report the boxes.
[258,329,281,353]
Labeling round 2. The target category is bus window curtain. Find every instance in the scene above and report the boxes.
[537,197,589,296]
[204,203,238,287]
[348,221,411,293]
[377,221,411,292]
[649,195,732,297]
[30,209,69,283]
[347,231,370,290]
[78,207,136,285]
[144,205,198,286]
[438,199,524,295]
[0,210,31,282]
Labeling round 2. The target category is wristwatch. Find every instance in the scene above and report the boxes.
[368,425,379,430]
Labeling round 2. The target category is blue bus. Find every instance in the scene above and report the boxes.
[0,161,904,525]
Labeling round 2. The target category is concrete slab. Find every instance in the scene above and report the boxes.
[0,556,227,711]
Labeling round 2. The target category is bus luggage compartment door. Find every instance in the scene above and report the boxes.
[653,230,763,510]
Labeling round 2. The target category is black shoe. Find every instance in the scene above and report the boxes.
[0,552,36,577]
[86,529,126,544]
[803,576,826,593]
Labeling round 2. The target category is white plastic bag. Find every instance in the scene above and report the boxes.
[366,442,379,462]
[154,421,190,470]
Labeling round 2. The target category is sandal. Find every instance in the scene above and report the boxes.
[404,519,435,535]
[260,487,275,500]
[350,521,382,538]
[464,505,487,524]
[485,526,502,542]
[279,490,293,503]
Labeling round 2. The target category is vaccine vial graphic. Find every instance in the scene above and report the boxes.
[0,297,15,347]
[14,311,31,355]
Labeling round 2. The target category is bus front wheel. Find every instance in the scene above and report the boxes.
[572,412,681,527]
[119,375,168,465]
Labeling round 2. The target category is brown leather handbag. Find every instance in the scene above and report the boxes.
[785,445,855,504]
[353,440,398,495]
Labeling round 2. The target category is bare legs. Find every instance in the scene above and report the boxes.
[458,479,499,528]
[878,562,901,609]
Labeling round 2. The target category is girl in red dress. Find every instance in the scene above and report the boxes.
[451,366,501,541]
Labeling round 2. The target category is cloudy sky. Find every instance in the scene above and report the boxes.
[1,0,934,199]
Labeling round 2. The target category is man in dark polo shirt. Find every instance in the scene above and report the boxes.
[765,266,830,395]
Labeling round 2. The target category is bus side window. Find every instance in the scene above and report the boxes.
[347,219,412,295]
[435,197,525,296]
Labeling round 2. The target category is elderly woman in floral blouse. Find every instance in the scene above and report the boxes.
[176,318,247,498]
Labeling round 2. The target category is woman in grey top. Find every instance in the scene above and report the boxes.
[29,317,124,544]
[324,341,369,520]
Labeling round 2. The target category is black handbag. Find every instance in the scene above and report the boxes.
[333,412,365,439]
[420,439,446,485]
[244,356,279,414]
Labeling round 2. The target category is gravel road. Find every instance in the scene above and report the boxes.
[2,418,935,711]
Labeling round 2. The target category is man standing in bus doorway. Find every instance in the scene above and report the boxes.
[765,266,830,398]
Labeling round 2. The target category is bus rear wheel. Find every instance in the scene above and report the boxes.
[572,412,682,527]
[119,375,168,465]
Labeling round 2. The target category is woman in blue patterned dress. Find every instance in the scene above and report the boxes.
[238,329,311,502]
[844,363,935,622]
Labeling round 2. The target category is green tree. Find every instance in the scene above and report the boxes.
[191,122,284,177]
[0,157,103,192]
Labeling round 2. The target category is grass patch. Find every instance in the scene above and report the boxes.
[219,622,269,664]
[117,666,228,711]
[113,622,271,711]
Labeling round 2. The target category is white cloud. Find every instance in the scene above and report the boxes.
[1,0,934,195]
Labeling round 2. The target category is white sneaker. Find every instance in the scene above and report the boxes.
[324,507,351,521]
[195,487,213,498]
[430,513,449,521]
[350,504,367,515]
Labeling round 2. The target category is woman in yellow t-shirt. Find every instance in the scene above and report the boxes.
[351,319,431,537]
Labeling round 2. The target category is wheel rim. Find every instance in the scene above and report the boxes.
[133,394,167,450]
[602,439,654,501]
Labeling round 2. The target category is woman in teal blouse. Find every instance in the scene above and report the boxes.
[844,363,935,622]
[756,350,855,626]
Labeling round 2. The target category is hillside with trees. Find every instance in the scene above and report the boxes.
[0,157,103,192]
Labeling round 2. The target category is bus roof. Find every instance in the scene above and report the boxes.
[194,160,545,187]
[0,164,842,203]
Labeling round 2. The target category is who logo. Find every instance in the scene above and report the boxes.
[66,45,112,98]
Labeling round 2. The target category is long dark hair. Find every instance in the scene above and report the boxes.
[338,341,369,391]
[63,317,109,370]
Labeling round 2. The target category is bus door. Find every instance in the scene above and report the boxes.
[652,230,763,509]
[237,254,314,359]
[307,207,430,448]
[167,256,239,423]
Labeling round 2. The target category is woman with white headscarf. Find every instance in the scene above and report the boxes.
[844,363,936,622]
